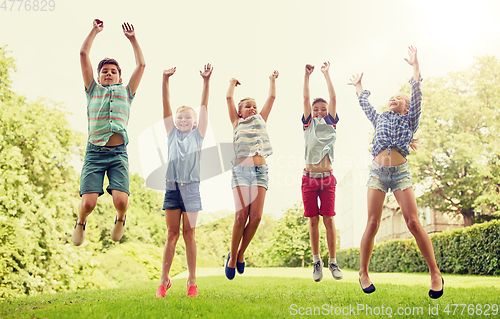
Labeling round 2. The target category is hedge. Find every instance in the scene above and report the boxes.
[336,220,500,275]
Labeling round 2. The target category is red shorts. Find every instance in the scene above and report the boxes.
[301,171,337,218]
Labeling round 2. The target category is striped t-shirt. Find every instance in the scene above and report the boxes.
[233,114,272,159]
[85,78,135,145]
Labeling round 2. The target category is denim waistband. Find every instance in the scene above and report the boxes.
[233,164,268,172]
[370,160,409,173]
[86,142,126,152]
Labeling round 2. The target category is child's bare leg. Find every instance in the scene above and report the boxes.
[78,193,98,222]
[323,216,336,258]
[309,216,320,255]
[73,193,98,245]
[393,187,442,291]
[183,211,198,286]
[110,190,129,242]
[359,188,385,288]
[111,190,129,219]
[237,186,266,262]
[229,186,250,268]
[160,209,182,287]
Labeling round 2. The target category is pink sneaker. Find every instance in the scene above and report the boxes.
[187,284,198,297]
[155,279,171,298]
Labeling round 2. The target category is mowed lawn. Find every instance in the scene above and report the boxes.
[1,268,499,318]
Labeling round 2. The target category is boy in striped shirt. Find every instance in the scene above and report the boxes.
[73,19,145,246]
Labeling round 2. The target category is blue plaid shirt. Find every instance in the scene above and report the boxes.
[358,76,422,158]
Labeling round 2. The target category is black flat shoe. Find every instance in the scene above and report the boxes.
[359,278,376,294]
[429,277,444,299]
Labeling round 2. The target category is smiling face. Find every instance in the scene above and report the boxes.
[312,101,328,118]
[388,94,410,114]
[238,98,258,119]
[98,64,122,86]
[175,109,196,133]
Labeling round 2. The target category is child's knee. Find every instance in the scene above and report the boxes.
[113,196,129,212]
[183,227,196,239]
[322,216,334,229]
[309,216,320,227]
[167,228,181,241]
[80,197,97,213]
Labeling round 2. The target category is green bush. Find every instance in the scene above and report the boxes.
[336,220,500,275]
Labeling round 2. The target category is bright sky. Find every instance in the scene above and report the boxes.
[2,0,500,220]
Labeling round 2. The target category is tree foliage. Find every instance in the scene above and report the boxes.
[407,55,500,226]
[267,203,328,267]
[0,47,168,298]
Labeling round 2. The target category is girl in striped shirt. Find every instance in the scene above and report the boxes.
[224,71,279,280]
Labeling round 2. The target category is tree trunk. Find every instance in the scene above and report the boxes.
[463,214,473,227]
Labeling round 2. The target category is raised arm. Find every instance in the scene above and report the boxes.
[349,73,378,126]
[303,64,314,119]
[80,19,103,89]
[404,46,420,81]
[226,78,241,126]
[405,46,422,132]
[260,70,279,122]
[321,61,337,117]
[123,22,146,96]
[198,63,213,137]
[348,73,364,96]
[162,67,176,135]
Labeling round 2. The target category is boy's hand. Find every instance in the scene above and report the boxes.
[404,46,418,66]
[163,67,176,78]
[270,70,279,80]
[122,22,136,40]
[93,19,104,33]
[305,64,314,76]
[320,61,330,74]
[230,78,241,87]
[348,73,363,86]
[200,63,213,79]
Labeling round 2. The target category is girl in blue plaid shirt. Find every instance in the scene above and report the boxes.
[349,47,443,299]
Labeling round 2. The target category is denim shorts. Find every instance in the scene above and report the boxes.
[367,161,412,193]
[80,142,129,197]
[162,181,202,212]
[231,164,269,190]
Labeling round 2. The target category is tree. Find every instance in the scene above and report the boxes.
[268,203,328,267]
[0,46,86,298]
[407,55,500,226]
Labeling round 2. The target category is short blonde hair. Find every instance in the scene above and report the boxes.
[176,106,197,117]
[175,106,197,128]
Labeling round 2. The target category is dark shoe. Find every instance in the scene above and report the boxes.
[236,252,245,274]
[225,253,235,280]
[359,278,376,294]
[429,277,444,299]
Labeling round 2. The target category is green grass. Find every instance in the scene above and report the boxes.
[1,268,499,318]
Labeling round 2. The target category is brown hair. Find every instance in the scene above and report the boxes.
[312,98,327,106]
[97,58,122,77]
